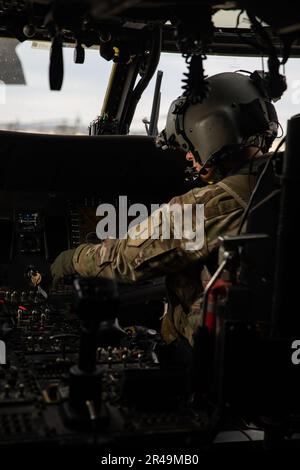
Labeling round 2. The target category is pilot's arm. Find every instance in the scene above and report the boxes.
[51,182,246,286]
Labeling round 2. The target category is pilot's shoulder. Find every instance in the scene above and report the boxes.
[168,184,222,207]
[192,183,225,205]
[168,174,250,212]
[191,177,248,219]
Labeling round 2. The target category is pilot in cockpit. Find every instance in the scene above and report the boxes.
[51,71,279,354]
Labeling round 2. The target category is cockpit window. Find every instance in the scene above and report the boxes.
[0,38,111,135]
[0,37,299,137]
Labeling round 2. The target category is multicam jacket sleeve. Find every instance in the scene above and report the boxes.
[72,173,254,344]
[73,174,252,282]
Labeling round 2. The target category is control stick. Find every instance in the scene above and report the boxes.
[64,277,119,424]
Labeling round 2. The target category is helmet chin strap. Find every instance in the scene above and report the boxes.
[193,150,213,176]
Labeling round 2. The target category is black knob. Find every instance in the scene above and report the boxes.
[74,43,85,64]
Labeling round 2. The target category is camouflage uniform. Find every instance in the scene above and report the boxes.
[71,170,256,346]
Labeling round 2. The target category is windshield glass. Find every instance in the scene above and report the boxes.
[0,38,298,136]
[0,39,111,134]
